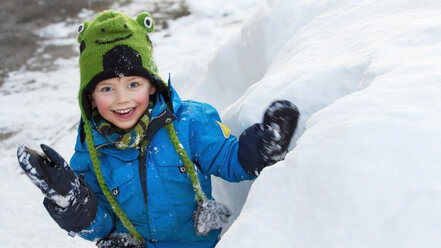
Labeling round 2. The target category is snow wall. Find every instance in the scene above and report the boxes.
[187,0,441,247]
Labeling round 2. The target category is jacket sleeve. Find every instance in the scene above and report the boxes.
[188,102,256,182]
[70,150,115,241]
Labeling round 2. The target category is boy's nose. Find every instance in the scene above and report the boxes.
[115,89,130,104]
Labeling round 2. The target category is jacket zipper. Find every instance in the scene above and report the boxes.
[139,109,177,246]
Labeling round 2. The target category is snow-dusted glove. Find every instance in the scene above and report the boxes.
[193,199,231,236]
[97,233,146,248]
[17,144,97,233]
[238,100,299,176]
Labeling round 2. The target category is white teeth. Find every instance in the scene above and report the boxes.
[114,108,134,115]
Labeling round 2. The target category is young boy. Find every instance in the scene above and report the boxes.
[17,10,299,248]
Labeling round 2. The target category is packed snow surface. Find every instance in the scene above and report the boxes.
[2,0,441,247]
[215,1,441,247]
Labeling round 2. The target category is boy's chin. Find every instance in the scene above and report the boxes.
[114,121,138,132]
[107,118,140,131]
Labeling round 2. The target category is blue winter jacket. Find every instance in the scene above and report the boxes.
[70,85,255,247]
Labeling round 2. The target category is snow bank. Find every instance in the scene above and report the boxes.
[214,0,441,247]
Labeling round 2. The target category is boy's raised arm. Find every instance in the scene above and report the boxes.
[238,100,299,176]
[69,151,116,241]
[190,100,299,180]
[17,144,97,234]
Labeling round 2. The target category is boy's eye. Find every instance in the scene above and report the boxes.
[101,87,112,92]
[129,82,139,88]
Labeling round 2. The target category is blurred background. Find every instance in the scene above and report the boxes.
[0,0,189,86]
[0,0,191,147]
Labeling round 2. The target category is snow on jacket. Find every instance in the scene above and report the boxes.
[70,85,255,247]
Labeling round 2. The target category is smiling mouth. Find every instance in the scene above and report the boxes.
[96,33,132,45]
[112,107,135,117]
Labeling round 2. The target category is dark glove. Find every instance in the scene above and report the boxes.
[238,100,299,175]
[97,233,146,248]
[17,144,97,232]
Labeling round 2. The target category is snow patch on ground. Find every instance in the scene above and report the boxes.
[3,0,441,247]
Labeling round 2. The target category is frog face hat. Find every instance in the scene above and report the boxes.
[77,10,169,120]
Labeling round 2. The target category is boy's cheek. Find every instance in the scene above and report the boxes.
[95,100,111,113]
[93,95,113,110]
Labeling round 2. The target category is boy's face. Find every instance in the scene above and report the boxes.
[90,76,156,131]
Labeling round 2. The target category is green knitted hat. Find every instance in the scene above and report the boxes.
[77,9,169,120]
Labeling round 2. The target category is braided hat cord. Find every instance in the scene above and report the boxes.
[84,121,144,242]
[165,123,207,201]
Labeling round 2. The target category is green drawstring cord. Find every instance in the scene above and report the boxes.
[84,121,144,242]
[165,123,208,202]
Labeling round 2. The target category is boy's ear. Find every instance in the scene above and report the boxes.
[88,95,96,108]
[149,86,156,95]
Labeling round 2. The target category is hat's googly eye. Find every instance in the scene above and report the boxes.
[136,12,154,32]
[78,23,85,33]
[144,16,153,29]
